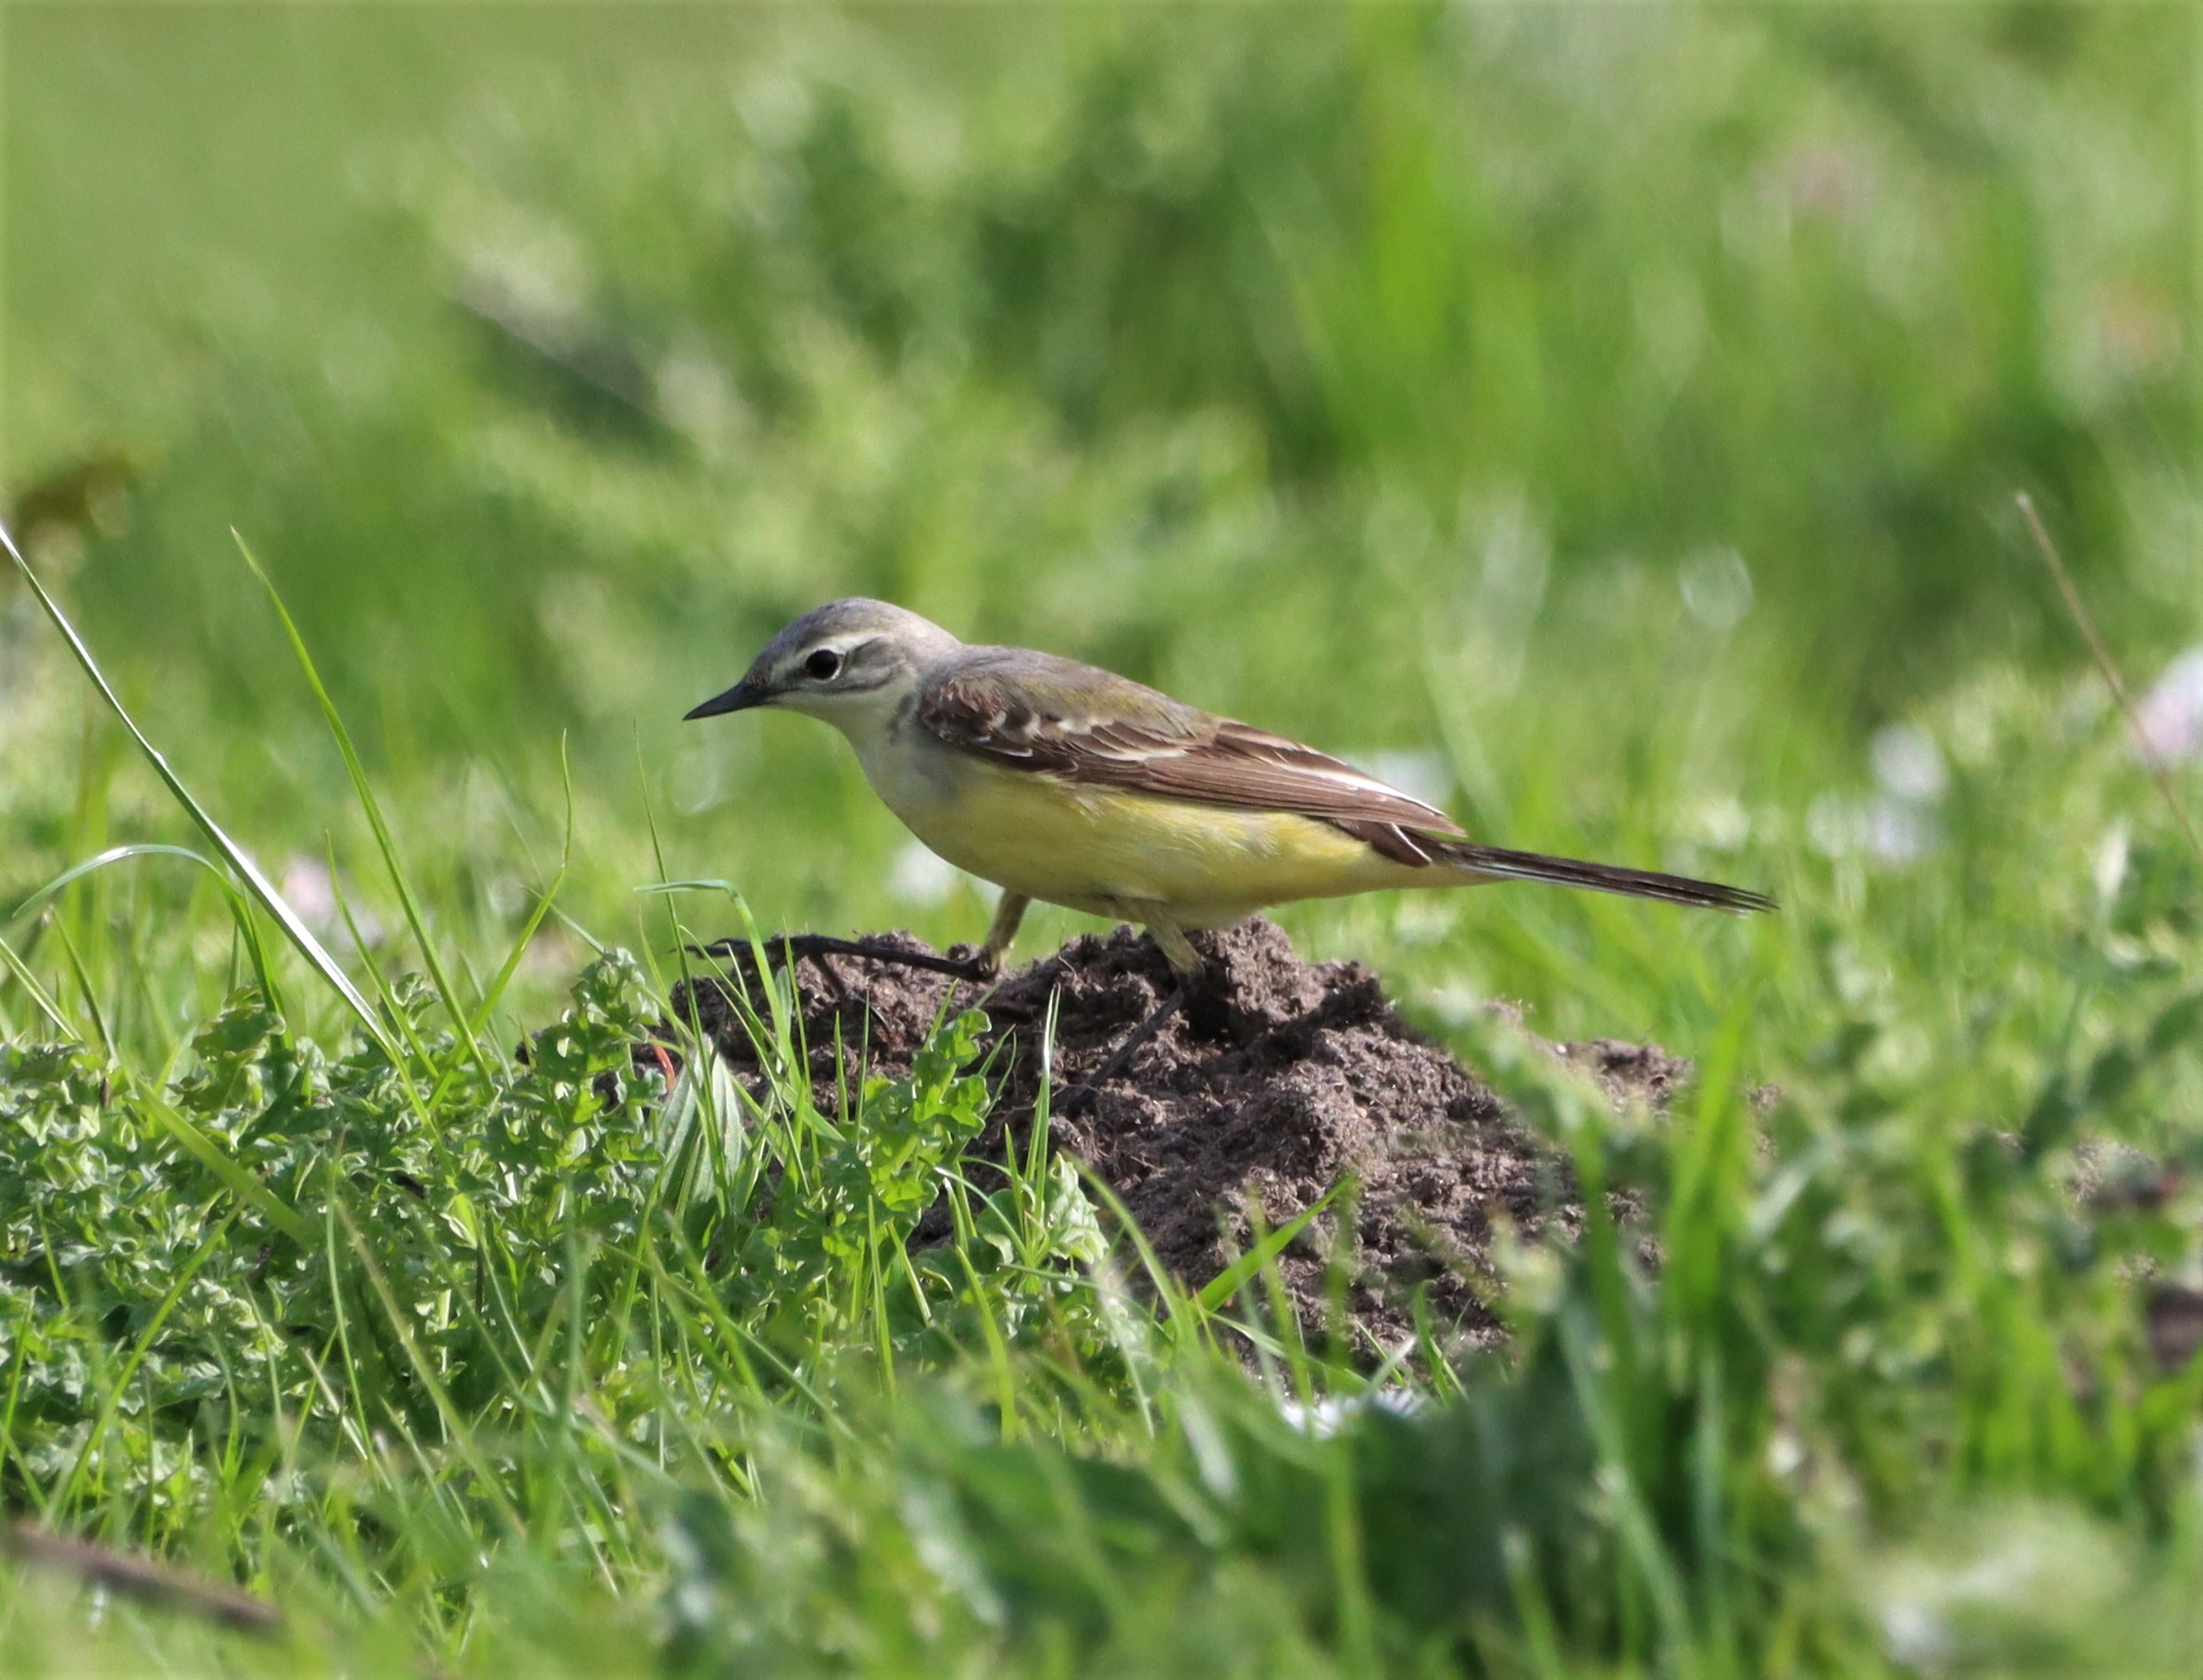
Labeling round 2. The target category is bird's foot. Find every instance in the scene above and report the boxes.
[689,933,999,986]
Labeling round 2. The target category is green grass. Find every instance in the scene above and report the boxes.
[1,5,2200,1674]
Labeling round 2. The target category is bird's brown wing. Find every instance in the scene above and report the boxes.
[916,650,1464,865]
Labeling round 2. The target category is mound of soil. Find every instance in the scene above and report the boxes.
[673,918,1683,1357]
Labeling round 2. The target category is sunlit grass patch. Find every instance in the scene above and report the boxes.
[0,533,2197,1673]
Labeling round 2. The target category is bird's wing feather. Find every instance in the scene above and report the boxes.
[917,650,1464,849]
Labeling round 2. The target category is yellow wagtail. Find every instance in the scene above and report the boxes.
[686,598,1771,981]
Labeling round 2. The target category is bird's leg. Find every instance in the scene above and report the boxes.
[1057,914,1206,1115]
[979,892,1030,975]
[1145,919,1203,977]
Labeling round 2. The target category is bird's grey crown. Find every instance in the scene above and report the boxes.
[746,597,964,691]
[761,597,958,661]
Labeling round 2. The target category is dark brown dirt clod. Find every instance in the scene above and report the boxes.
[673,917,1680,1359]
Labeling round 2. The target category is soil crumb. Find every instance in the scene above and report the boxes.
[673,918,1681,1358]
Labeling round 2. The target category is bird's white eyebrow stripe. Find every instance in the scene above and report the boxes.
[784,636,905,691]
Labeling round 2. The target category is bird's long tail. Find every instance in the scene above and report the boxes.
[1432,839,1775,914]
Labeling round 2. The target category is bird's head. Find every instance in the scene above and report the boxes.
[685,598,961,733]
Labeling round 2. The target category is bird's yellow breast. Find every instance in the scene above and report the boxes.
[873,752,1417,925]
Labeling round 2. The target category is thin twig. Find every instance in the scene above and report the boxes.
[2015,492,2203,874]
[687,934,996,985]
[3,1521,284,1636]
[1058,987,1187,1116]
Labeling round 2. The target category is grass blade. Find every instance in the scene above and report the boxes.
[427,734,575,1111]
[9,842,284,1009]
[2016,492,2203,873]
[232,531,490,1075]
[129,1079,315,1248]
[1194,1183,1343,1316]
[0,517,394,1055]
[0,927,73,1039]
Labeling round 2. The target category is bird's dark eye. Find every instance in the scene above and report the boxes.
[804,647,843,681]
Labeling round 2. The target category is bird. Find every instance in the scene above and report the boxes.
[684,598,1772,990]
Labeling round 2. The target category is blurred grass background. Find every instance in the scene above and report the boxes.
[0,3,2194,1035]
[3,7,2203,1673]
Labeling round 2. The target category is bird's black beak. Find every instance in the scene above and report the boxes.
[684,678,770,721]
